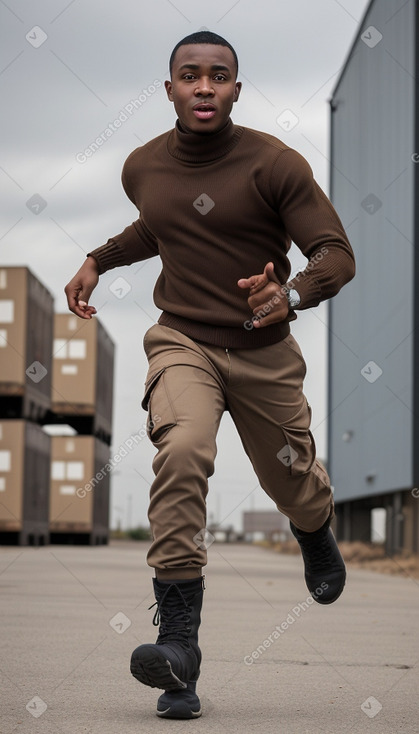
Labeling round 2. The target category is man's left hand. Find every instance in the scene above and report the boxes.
[237,262,289,328]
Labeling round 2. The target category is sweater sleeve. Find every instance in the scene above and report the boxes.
[87,218,159,275]
[87,152,159,275]
[271,148,355,309]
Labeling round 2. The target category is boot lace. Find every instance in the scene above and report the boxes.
[301,529,337,574]
[149,583,193,643]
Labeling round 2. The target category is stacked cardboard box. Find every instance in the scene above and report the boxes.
[0,267,53,544]
[49,314,114,445]
[0,420,50,545]
[49,435,110,545]
[0,266,114,545]
[0,266,53,422]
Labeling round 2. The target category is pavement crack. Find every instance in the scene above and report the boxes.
[258,658,413,669]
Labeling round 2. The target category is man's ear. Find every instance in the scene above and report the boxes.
[165,80,173,101]
[234,81,242,103]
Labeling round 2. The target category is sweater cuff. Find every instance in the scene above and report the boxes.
[285,274,322,310]
[87,239,124,275]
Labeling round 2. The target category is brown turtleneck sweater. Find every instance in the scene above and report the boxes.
[88,118,355,348]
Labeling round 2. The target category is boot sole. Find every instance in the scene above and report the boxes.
[310,573,346,604]
[130,647,187,691]
[157,680,202,719]
[157,700,202,719]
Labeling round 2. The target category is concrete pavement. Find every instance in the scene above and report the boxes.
[1,540,418,734]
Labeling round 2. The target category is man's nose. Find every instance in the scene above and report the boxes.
[194,77,214,95]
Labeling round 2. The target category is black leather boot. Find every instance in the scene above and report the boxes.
[290,515,346,604]
[130,576,204,718]
[156,680,201,719]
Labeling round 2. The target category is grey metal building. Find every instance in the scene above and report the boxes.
[328,0,419,554]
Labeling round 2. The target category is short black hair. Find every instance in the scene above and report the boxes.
[169,31,239,78]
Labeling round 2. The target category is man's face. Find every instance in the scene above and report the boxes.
[165,44,242,134]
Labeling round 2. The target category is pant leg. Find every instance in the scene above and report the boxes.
[221,333,333,532]
[141,325,226,578]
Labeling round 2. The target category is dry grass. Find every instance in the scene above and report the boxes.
[257,539,419,579]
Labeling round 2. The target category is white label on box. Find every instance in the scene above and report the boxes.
[68,316,78,331]
[68,339,86,359]
[59,485,76,495]
[0,450,11,471]
[0,477,5,491]
[53,338,68,358]
[0,270,7,289]
[0,329,7,347]
[0,300,14,323]
[51,461,66,480]
[65,439,75,453]
[66,461,84,480]
[61,364,78,375]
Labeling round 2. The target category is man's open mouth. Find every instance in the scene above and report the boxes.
[192,104,217,120]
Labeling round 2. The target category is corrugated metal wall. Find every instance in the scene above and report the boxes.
[328,0,416,501]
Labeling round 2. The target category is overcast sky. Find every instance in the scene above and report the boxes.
[0,0,371,532]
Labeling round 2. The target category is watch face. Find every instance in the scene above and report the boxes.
[288,289,300,308]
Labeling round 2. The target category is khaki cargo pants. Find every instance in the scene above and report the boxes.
[141,324,333,579]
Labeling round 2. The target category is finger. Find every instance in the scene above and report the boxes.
[252,310,287,328]
[237,275,258,289]
[78,300,97,318]
[248,292,271,310]
[264,261,281,285]
[250,292,288,323]
[78,301,97,313]
[248,284,285,311]
[73,305,95,319]
[238,273,268,292]
[264,262,274,278]
[66,290,96,319]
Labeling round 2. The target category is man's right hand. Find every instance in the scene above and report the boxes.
[64,256,99,319]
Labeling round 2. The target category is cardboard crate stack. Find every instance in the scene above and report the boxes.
[48,313,114,544]
[0,267,114,545]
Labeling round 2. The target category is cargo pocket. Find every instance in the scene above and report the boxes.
[282,333,307,376]
[279,399,316,475]
[141,367,177,443]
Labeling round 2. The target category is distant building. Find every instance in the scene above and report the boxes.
[243,510,292,542]
[328,0,419,554]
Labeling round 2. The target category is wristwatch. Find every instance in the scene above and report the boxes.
[285,288,301,309]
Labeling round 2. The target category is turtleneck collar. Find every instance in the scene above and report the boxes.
[167,117,244,164]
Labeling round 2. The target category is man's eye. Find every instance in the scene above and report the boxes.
[214,75,226,81]
[183,74,196,80]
